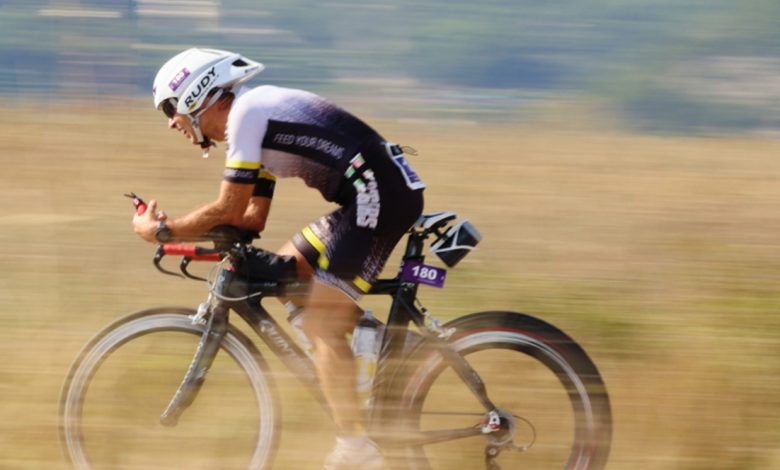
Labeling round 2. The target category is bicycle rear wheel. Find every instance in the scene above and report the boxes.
[60,307,279,470]
[394,311,611,470]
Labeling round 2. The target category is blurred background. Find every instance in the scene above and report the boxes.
[4,0,780,131]
[2,0,780,469]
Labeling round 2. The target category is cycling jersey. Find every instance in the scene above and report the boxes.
[224,85,425,298]
[225,85,403,204]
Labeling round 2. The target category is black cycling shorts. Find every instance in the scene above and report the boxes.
[292,141,424,299]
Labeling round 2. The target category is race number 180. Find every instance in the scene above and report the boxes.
[411,264,438,281]
[400,260,446,288]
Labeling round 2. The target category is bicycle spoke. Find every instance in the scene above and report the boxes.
[419,410,484,417]
[384,425,484,447]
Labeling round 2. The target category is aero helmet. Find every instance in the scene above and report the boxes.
[152,48,264,155]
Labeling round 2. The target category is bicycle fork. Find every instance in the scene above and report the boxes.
[159,301,228,426]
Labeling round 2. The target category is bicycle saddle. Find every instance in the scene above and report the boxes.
[414,212,457,231]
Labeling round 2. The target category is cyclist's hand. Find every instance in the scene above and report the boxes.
[132,199,161,243]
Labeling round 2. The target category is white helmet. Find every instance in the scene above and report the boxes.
[152,48,264,155]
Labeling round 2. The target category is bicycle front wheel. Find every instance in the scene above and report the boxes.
[60,307,279,470]
[395,311,612,470]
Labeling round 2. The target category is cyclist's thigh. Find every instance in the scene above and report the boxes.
[277,239,315,279]
[290,205,402,299]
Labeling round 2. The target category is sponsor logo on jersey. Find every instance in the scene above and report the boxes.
[356,179,380,229]
[271,133,345,160]
[184,66,217,110]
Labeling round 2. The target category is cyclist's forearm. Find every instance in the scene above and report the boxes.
[166,202,236,238]
[240,196,272,232]
[166,181,254,239]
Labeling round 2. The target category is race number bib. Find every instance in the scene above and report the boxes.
[400,260,446,288]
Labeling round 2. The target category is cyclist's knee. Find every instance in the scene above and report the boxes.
[303,307,358,341]
[303,284,361,340]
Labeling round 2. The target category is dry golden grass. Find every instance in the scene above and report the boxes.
[1,100,779,469]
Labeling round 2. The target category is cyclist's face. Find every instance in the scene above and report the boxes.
[166,100,227,144]
[167,114,198,144]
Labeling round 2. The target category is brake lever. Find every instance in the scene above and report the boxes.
[180,257,208,282]
[154,245,185,279]
[125,192,148,215]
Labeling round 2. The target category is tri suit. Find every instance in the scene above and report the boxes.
[224,85,425,298]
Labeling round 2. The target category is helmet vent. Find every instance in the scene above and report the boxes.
[232,59,248,67]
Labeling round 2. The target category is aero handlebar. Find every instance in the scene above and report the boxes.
[126,192,227,281]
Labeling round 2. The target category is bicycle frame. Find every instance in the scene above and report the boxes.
[160,227,500,448]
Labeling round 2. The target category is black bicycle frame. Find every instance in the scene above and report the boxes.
[160,228,498,447]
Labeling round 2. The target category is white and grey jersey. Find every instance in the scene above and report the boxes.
[224,85,382,203]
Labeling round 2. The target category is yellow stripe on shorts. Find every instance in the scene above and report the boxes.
[353,276,372,293]
[258,169,277,181]
[225,159,262,170]
[302,226,329,270]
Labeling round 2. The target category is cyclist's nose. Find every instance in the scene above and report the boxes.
[167,117,176,129]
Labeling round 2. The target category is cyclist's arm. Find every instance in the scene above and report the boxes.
[163,180,254,239]
[239,167,276,232]
[136,92,273,240]
[222,93,275,233]
[241,196,271,232]
[131,180,253,242]
[161,157,277,238]
[161,142,275,239]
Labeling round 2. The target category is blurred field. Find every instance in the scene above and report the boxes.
[1,100,780,469]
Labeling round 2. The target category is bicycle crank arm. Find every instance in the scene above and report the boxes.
[159,304,228,426]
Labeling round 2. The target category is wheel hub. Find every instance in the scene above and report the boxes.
[482,409,517,447]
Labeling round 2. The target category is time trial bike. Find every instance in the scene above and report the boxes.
[59,209,612,470]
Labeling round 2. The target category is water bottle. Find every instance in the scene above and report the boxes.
[352,310,383,403]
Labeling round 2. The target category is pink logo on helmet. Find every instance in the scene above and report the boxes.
[169,68,190,91]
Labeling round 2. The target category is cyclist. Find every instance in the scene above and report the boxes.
[132,47,425,469]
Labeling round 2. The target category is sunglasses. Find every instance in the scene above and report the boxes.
[161,99,177,119]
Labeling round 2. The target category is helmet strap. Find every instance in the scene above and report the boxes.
[188,116,214,158]
[187,88,225,159]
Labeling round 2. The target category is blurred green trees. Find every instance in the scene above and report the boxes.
[2,0,779,132]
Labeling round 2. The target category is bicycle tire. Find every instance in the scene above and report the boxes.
[393,311,612,470]
[59,306,280,470]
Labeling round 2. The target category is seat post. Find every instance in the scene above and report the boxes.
[403,230,427,260]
